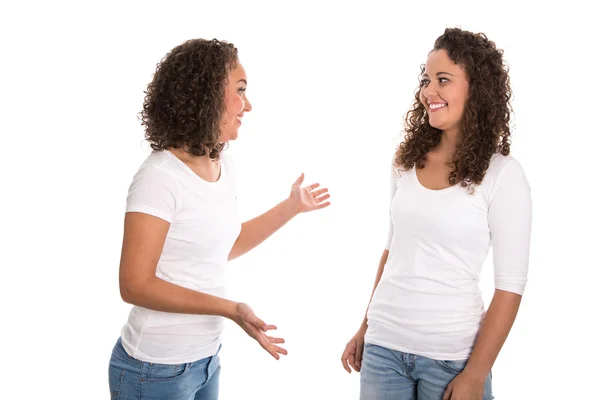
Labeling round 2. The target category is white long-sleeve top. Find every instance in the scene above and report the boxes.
[365,153,532,360]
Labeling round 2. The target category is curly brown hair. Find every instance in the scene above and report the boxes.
[396,27,513,189]
[139,39,238,159]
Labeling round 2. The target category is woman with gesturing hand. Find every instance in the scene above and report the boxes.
[108,38,330,400]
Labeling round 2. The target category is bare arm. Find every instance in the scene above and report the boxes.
[443,290,522,399]
[463,290,522,380]
[119,212,237,319]
[341,249,389,373]
[228,173,330,261]
[119,212,288,359]
[228,198,298,261]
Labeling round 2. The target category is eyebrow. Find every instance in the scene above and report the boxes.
[421,72,455,77]
[237,79,247,85]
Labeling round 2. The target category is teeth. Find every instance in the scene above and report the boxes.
[430,103,447,109]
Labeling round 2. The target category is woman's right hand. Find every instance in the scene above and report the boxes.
[232,302,288,360]
[341,325,367,373]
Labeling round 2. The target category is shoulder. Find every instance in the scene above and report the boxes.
[390,152,412,179]
[481,152,530,199]
[485,152,528,182]
[131,150,179,186]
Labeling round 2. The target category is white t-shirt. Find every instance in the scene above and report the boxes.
[120,149,241,364]
[365,153,532,361]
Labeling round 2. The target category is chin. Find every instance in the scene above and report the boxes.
[219,132,239,143]
[428,119,444,130]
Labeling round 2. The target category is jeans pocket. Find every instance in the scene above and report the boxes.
[145,362,189,381]
[205,352,220,384]
[435,359,469,374]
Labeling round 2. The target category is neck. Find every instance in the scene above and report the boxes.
[168,147,218,167]
[437,128,461,157]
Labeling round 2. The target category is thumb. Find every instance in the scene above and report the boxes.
[294,172,305,186]
[442,385,452,400]
[248,314,267,332]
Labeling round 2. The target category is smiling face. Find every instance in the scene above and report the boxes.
[419,49,470,137]
[219,62,252,142]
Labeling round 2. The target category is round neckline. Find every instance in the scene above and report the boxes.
[412,166,460,193]
[165,149,224,185]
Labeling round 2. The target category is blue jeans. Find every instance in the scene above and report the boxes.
[108,337,221,400]
[360,343,493,400]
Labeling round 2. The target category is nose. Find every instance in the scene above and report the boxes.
[422,83,438,99]
[244,96,252,112]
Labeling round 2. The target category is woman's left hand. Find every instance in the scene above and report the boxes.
[443,370,486,400]
[289,173,330,214]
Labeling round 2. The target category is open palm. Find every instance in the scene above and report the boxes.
[289,173,331,213]
[233,303,287,360]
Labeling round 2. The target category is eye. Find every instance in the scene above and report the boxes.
[238,87,247,95]
[420,78,430,86]
[439,77,449,84]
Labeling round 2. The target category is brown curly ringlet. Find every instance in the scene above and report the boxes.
[396,27,513,190]
[139,39,239,159]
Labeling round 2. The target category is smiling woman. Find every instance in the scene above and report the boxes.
[398,28,514,191]
[419,51,470,140]
[341,28,532,400]
[107,38,331,400]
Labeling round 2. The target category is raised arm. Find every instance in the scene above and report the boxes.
[228,173,330,260]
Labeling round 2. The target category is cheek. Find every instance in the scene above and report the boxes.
[223,98,241,123]
[419,89,427,106]
[230,96,244,116]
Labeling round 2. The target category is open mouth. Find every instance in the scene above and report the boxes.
[429,103,447,112]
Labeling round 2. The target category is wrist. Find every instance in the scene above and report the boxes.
[359,320,368,333]
[462,363,490,383]
[283,197,300,218]
[222,300,239,321]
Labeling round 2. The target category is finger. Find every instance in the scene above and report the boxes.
[294,173,305,186]
[349,353,360,372]
[305,183,320,191]
[263,324,277,331]
[316,201,331,210]
[266,336,285,344]
[341,350,352,373]
[314,193,330,203]
[271,344,288,355]
[257,335,280,360]
[356,342,364,370]
[442,385,452,400]
[311,188,328,197]
[249,316,267,332]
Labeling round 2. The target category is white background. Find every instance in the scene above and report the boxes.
[1,1,598,399]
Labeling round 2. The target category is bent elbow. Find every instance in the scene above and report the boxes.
[119,277,147,305]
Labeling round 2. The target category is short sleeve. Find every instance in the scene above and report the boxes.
[126,165,179,223]
[488,159,532,295]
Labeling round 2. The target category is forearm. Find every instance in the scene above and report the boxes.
[229,197,298,260]
[464,289,522,380]
[121,276,237,319]
[360,250,389,329]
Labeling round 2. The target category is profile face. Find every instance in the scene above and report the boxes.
[220,62,252,142]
